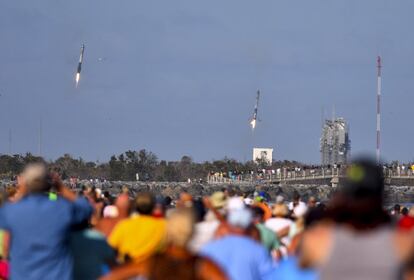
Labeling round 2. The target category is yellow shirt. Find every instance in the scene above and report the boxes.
[108,215,166,263]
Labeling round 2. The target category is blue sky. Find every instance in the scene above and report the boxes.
[1,1,413,163]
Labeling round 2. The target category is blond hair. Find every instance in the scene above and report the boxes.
[166,208,195,248]
[272,204,288,217]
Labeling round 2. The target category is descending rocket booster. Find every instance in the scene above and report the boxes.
[75,44,85,87]
[250,90,260,130]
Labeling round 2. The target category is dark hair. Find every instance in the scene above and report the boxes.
[305,207,327,228]
[164,196,172,206]
[135,192,156,215]
[226,186,236,197]
[402,207,409,216]
[394,204,401,212]
[192,199,206,223]
[326,158,391,231]
[251,206,265,220]
[327,192,390,231]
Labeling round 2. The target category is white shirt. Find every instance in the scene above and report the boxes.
[188,211,220,253]
[265,217,293,245]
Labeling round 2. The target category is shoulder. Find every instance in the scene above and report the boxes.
[112,217,132,231]
[394,229,414,262]
[197,256,228,280]
[300,222,334,267]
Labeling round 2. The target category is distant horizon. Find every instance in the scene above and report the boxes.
[0,150,410,166]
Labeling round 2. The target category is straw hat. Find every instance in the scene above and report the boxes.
[210,191,227,209]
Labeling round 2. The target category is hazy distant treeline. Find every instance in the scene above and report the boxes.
[0,150,305,182]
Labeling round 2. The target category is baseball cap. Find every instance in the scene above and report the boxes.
[341,158,384,199]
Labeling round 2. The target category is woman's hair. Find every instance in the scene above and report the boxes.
[272,203,289,217]
[166,208,195,248]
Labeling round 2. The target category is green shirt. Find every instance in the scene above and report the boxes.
[256,223,280,252]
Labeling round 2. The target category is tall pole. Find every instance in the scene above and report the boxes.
[376,56,382,165]
[38,116,42,157]
[8,129,11,155]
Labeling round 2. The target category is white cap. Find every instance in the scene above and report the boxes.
[244,197,253,205]
[103,205,119,218]
[293,203,308,218]
[227,197,245,211]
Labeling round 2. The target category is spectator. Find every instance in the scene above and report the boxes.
[95,193,131,237]
[300,158,414,280]
[288,191,306,211]
[307,196,317,208]
[0,163,92,280]
[265,203,293,248]
[188,192,224,253]
[251,206,281,255]
[200,198,273,280]
[70,221,116,279]
[108,192,166,263]
[101,208,227,280]
[402,207,409,217]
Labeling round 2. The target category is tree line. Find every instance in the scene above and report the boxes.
[0,150,307,182]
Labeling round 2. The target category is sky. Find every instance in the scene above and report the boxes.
[0,1,413,163]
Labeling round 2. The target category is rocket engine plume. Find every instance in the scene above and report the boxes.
[75,44,85,87]
[250,119,257,130]
[75,73,80,87]
[250,90,260,130]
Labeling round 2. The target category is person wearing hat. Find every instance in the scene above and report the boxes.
[265,203,293,256]
[254,194,272,221]
[210,191,227,209]
[188,192,226,253]
[200,198,273,280]
[299,158,414,280]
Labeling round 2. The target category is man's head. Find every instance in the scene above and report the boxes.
[308,196,317,208]
[177,192,193,208]
[394,204,401,214]
[134,192,155,215]
[341,158,384,200]
[328,158,390,230]
[226,198,252,229]
[20,163,50,194]
[225,186,236,197]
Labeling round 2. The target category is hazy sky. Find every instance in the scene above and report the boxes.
[1,1,413,163]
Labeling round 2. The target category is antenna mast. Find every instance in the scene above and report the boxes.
[376,56,382,165]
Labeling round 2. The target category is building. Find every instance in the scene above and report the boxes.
[320,118,350,166]
[253,148,273,164]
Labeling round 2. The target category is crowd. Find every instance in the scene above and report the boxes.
[0,158,413,279]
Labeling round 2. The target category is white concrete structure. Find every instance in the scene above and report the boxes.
[253,148,273,164]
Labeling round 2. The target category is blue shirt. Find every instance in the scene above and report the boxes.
[264,257,319,280]
[200,235,273,280]
[0,194,92,280]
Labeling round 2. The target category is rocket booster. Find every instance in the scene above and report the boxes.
[78,44,85,71]
[75,44,85,86]
[250,90,260,130]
